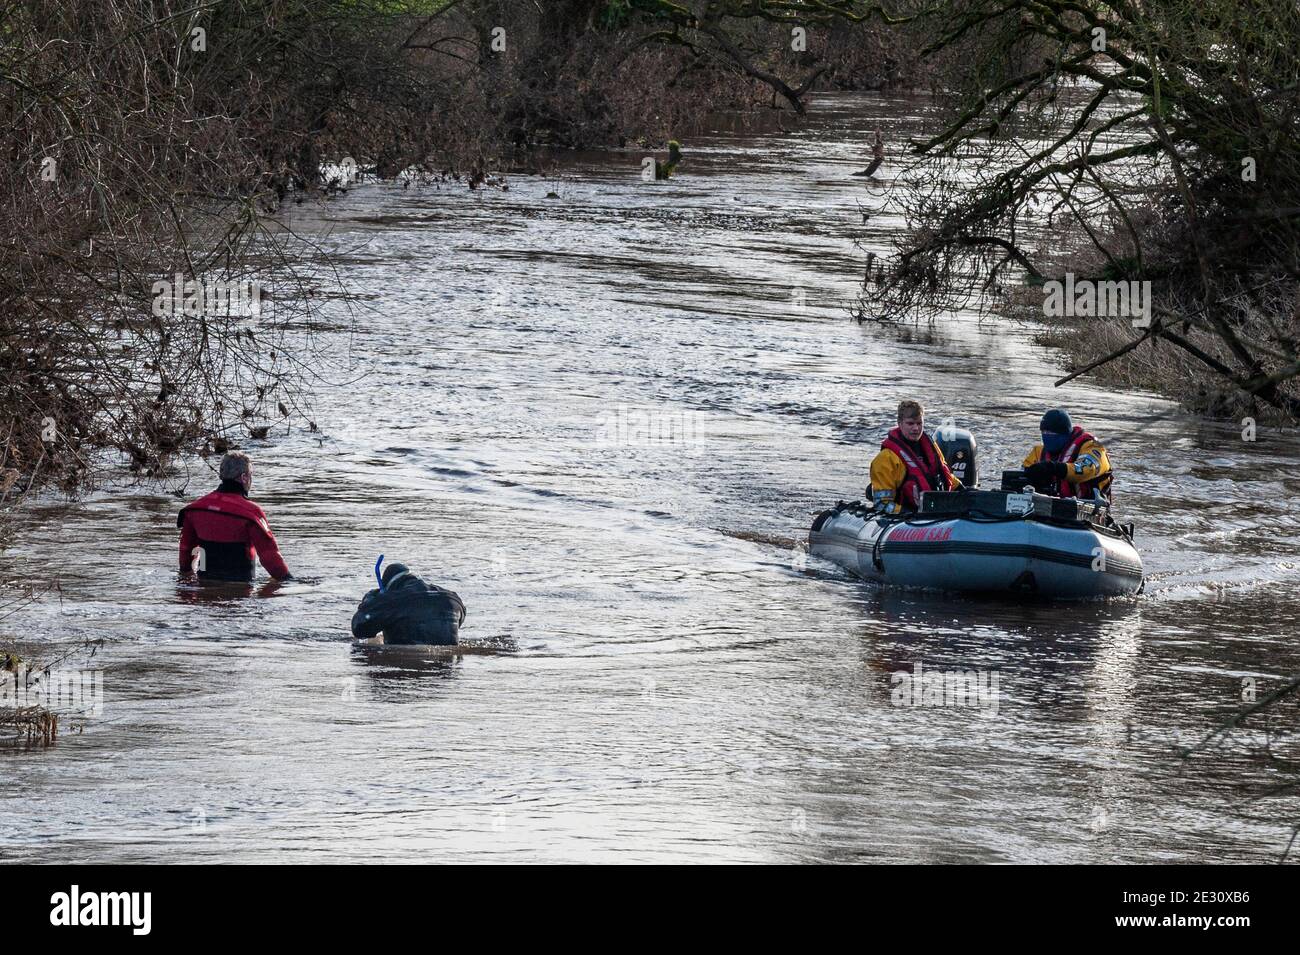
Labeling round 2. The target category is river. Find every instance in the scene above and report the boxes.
[3,92,1298,863]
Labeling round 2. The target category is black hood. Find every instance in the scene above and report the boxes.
[381,562,412,588]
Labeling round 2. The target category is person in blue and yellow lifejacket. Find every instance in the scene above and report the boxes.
[1022,408,1113,500]
[868,400,960,514]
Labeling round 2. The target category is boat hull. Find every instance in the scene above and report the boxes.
[809,503,1143,599]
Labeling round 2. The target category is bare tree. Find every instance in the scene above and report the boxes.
[858,0,1300,419]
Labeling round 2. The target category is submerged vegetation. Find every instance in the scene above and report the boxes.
[0,703,58,749]
[0,647,55,748]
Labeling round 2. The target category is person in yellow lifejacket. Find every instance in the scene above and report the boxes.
[1022,408,1113,500]
[868,400,960,514]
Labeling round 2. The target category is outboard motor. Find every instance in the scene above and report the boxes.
[933,426,977,488]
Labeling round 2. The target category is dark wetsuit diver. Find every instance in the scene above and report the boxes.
[351,563,466,646]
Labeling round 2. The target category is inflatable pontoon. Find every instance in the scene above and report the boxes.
[809,429,1143,599]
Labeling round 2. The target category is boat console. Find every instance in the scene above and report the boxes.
[919,485,1112,528]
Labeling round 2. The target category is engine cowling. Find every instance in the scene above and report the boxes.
[933,426,977,488]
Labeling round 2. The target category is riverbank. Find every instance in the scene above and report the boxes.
[1000,254,1299,425]
[856,1,1300,425]
[1034,315,1300,425]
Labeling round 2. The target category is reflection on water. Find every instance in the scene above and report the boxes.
[2,92,1298,862]
[174,578,290,605]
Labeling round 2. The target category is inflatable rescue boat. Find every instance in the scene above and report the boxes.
[809,429,1143,599]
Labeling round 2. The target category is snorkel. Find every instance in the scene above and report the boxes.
[375,554,386,592]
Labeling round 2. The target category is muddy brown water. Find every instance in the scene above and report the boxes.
[2,93,1299,863]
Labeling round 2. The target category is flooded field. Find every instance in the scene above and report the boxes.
[3,93,1298,863]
